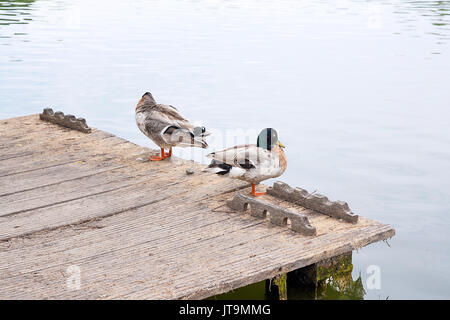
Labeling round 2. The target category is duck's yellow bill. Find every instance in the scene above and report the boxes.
[277,141,286,148]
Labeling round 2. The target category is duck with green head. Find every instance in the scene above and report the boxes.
[204,128,287,196]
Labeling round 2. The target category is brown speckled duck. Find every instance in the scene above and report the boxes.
[135,92,210,161]
[204,128,287,196]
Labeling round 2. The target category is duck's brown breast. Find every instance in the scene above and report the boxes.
[278,147,287,173]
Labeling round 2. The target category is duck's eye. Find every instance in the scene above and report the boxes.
[202,126,206,133]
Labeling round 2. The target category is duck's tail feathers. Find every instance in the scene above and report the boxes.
[193,126,211,137]
[203,160,246,177]
[163,126,208,149]
[203,160,232,175]
[201,130,212,137]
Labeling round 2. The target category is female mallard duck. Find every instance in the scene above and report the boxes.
[204,128,287,196]
[135,92,210,161]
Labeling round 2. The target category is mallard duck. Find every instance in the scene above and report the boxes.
[135,92,210,161]
[204,128,287,196]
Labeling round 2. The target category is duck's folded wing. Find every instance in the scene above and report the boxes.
[207,145,268,168]
[149,104,191,128]
[151,104,211,136]
[162,125,208,148]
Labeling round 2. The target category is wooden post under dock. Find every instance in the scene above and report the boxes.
[0,114,395,299]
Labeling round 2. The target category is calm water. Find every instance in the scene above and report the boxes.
[1,0,449,299]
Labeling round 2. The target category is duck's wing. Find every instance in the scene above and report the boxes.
[207,144,270,168]
[152,104,210,135]
[149,104,192,129]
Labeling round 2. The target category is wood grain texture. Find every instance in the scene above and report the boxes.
[0,114,395,299]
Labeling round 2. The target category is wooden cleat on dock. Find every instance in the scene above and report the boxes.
[227,193,317,236]
[39,108,91,133]
[267,181,359,223]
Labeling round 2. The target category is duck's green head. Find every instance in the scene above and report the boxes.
[257,128,285,151]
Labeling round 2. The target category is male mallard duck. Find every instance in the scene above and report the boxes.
[135,92,210,161]
[204,128,287,196]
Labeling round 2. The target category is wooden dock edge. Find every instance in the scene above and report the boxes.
[0,113,396,300]
[184,226,394,299]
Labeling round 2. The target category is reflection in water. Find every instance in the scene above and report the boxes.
[212,253,366,300]
[210,271,366,300]
[404,0,450,21]
[287,253,365,300]
[396,0,450,41]
[0,1,449,39]
[0,0,35,26]
[315,274,365,300]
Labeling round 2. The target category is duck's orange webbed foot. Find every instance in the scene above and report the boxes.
[150,148,166,161]
[164,147,172,158]
[251,191,266,197]
[251,184,266,197]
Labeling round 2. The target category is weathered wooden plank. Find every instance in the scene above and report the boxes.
[0,195,388,298]
[0,115,395,300]
[0,208,263,278]
[0,168,173,216]
[0,141,142,180]
[0,133,130,170]
[0,161,181,213]
[0,173,242,241]
[0,205,278,298]
[0,220,391,299]
[0,163,127,197]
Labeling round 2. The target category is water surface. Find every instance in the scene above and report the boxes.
[1,0,449,299]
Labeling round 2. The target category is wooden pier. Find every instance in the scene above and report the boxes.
[0,114,395,299]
